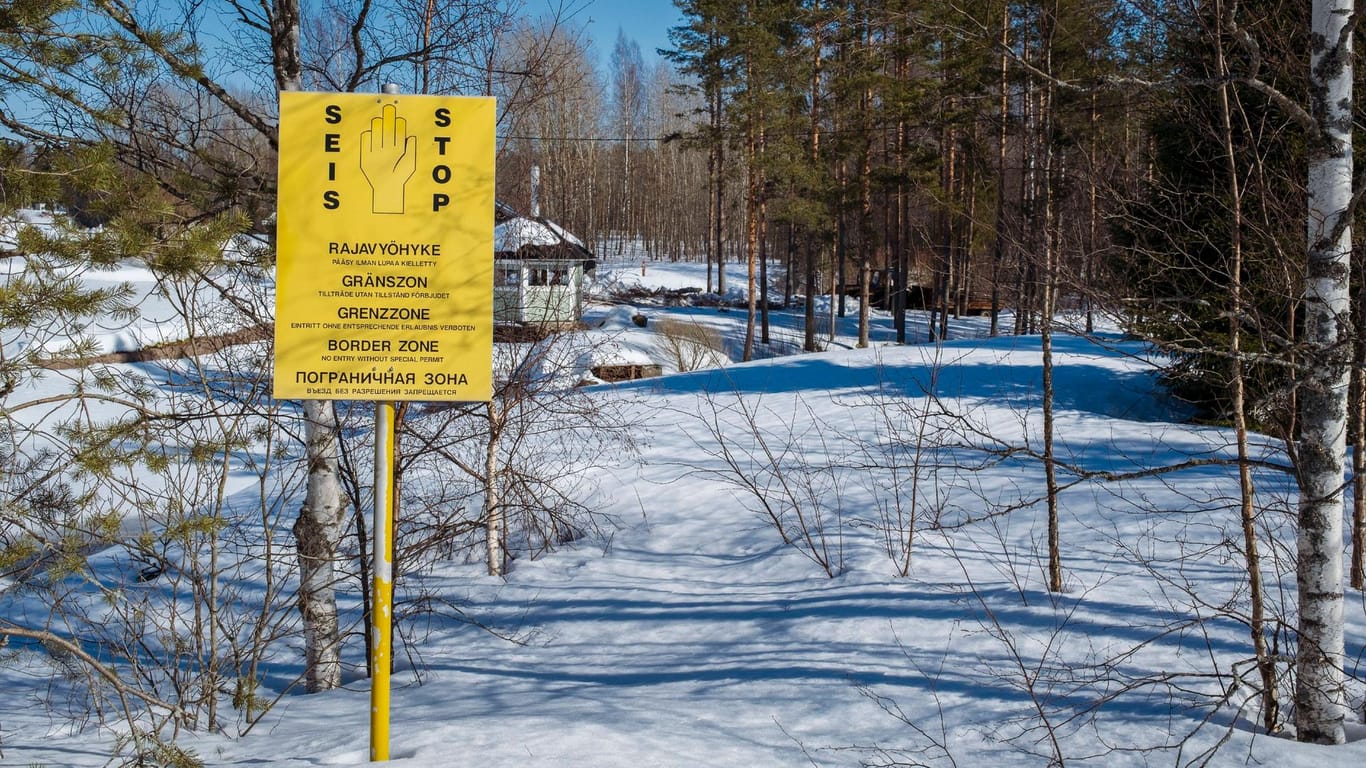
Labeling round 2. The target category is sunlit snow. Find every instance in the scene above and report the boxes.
[3,246,1364,767]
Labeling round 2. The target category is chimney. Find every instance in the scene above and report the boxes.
[530,164,541,218]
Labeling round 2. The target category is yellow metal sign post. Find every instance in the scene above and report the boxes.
[371,398,395,760]
[274,87,494,762]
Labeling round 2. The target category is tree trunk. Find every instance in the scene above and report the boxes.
[830,213,839,343]
[938,113,955,343]
[830,153,841,318]
[707,139,718,293]
[805,233,817,352]
[1035,5,1061,594]
[990,2,1009,337]
[894,119,907,344]
[784,224,794,309]
[1041,154,1061,595]
[857,58,873,350]
[271,0,303,93]
[1214,15,1278,728]
[1084,89,1098,335]
[1353,265,1366,590]
[294,400,345,692]
[759,152,770,346]
[713,64,726,296]
[804,35,822,353]
[485,401,505,577]
[276,0,344,694]
[742,77,759,362]
[1294,0,1352,744]
[960,144,978,319]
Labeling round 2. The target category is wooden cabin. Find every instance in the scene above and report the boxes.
[493,202,595,328]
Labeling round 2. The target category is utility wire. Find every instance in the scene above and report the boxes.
[498,134,674,143]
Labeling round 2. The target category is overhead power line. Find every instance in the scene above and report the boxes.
[499,134,675,143]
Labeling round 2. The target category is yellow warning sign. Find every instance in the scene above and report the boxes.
[273,91,494,401]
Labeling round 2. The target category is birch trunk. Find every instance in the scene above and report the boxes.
[1215,11,1278,727]
[276,0,343,694]
[1037,4,1060,594]
[1352,288,1366,590]
[742,99,758,363]
[1042,122,1061,595]
[294,400,345,692]
[1295,0,1352,744]
[990,2,1008,338]
[937,115,955,343]
[708,134,718,294]
[485,401,505,577]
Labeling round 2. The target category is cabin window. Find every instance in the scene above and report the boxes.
[495,265,521,286]
[529,267,569,287]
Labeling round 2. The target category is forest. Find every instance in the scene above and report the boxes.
[0,0,1364,763]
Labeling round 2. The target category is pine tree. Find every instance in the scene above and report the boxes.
[667,0,739,294]
[1111,0,1304,430]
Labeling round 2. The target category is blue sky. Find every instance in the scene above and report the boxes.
[576,0,682,66]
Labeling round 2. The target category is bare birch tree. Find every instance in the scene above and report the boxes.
[1213,0,1278,730]
[1293,0,1352,744]
[268,0,347,695]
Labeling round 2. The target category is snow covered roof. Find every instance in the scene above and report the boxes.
[494,215,592,261]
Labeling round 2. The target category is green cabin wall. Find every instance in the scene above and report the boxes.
[493,259,584,326]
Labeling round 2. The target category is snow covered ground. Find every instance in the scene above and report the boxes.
[4,254,1366,767]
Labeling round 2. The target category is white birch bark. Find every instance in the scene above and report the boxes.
[276,0,344,693]
[485,401,505,577]
[1295,0,1352,744]
[294,400,345,692]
